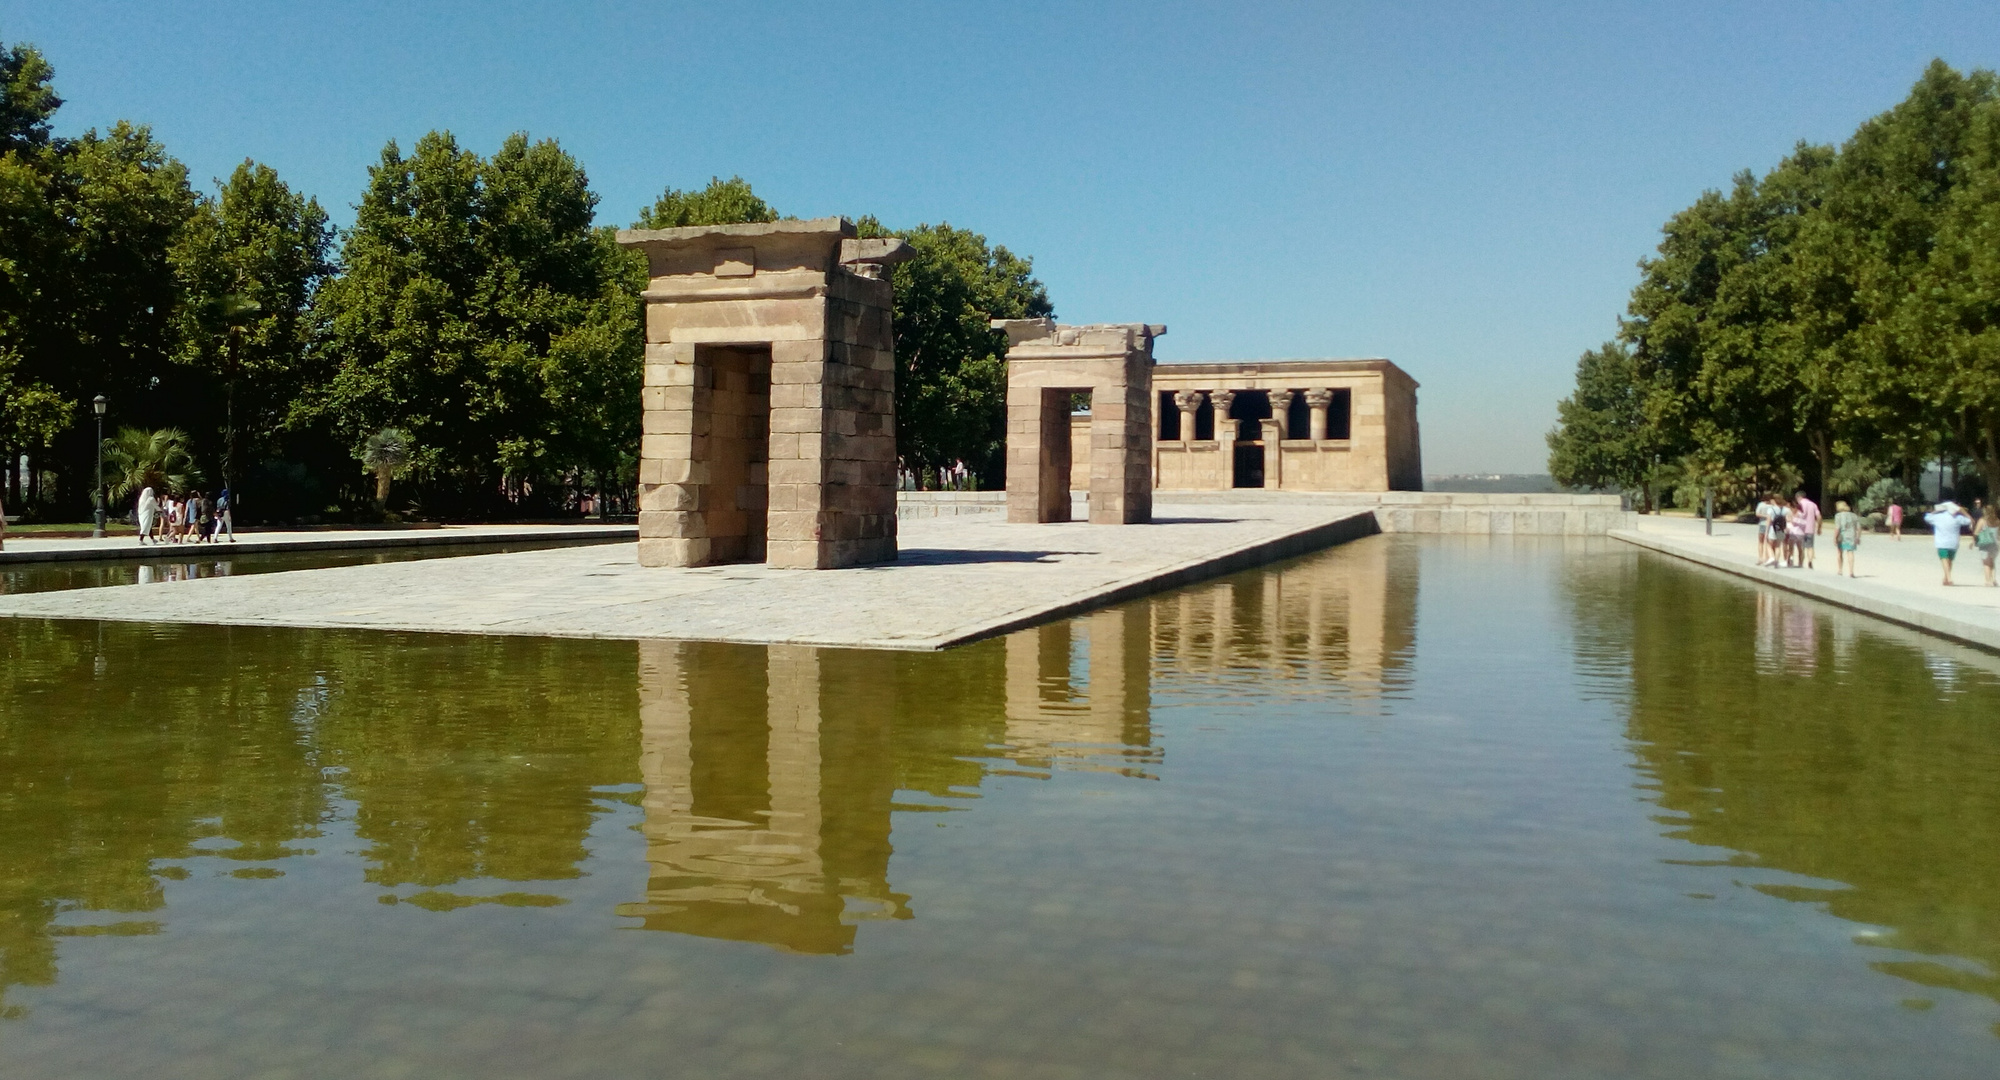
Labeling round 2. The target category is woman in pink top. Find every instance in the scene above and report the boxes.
[1887,501,1903,539]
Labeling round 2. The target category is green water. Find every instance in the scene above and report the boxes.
[2,536,1998,1078]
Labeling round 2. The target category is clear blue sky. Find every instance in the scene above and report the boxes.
[5,1,1997,473]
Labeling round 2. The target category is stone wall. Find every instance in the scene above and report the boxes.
[893,490,1633,535]
[1149,490,1634,535]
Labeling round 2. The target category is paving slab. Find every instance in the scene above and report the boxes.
[1614,514,2000,653]
[0,523,636,565]
[0,503,1377,650]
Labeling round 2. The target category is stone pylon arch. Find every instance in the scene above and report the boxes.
[618,218,912,569]
[995,319,1163,524]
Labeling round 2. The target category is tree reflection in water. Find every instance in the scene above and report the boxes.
[1566,552,2000,1017]
[0,536,1415,1006]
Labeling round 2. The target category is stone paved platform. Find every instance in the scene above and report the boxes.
[0,503,1377,650]
[1615,514,2000,653]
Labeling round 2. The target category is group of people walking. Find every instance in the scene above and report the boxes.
[134,486,233,545]
[1755,489,2000,586]
[1754,490,1837,572]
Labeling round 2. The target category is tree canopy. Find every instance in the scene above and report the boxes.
[0,34,1057,521]
[1551,60,2000,509]
[305,131,644,514]
[858,218,1052,482]
[634,176,776,229]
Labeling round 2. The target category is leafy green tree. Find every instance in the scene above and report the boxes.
[0,39,196,514]
[1547,343,1663,505]
[1603,61,2000,503]
[0,37,67,503]
[102,426,197,503]
[359,427,411,511]
[633,175,776,229]
[307,131,642,515]
[170,160,334,500]
[39,123,198,484]
[858,218,1052,484]
[0,36,57,155]
[1622,152,1833,495]
[1876,65,2000,484]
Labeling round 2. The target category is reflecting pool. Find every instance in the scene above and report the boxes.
[0,538,623,595]
[2,536,1998,1078]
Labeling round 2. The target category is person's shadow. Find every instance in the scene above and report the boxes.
[891,549,1089,566]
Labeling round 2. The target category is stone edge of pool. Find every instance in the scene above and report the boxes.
[0,524,640,565]
[0,509,1382,652]
[919,510,1384,650]
[1611,527,2000,655]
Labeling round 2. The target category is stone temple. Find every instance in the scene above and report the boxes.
[617,218,912,569]
[1149,360,1422,492]
[618,216,1425,571]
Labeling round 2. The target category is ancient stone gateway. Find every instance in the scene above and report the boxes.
[995,319,1163,525]
[617,218,911,569]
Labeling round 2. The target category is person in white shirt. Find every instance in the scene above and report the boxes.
[1925,501,1972,585]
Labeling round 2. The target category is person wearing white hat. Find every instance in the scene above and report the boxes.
[1925,501,1972,585]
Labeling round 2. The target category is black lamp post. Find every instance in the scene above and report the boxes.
[91,394,107,538]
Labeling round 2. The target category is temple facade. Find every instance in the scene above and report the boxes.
[1068,358,1422,493]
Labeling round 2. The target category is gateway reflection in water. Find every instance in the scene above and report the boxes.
[17,539,1998,1078]
[0,537,1413,1008]
[619,536,1410,954]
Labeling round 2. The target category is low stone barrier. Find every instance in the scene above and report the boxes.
[895,491,1007,519]
[895,490,1634,534]
[1153,490,1634,535]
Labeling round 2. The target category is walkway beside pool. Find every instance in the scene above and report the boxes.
[0,503,1376,650]
[1614,513,2000,653]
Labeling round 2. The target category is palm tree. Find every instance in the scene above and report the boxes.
[103,427,199,504]
[360,428,412,512]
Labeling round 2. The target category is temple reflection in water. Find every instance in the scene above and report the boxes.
[0,539,1416,1010]
[616,538,1415,952]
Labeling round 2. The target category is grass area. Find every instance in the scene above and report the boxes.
[3,522,138,536]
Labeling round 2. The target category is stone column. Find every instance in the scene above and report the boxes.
[1269,390,1295,440]
[1209,389,1237,490]
[1173,390,1203,443]
[1305,388,1334,441]
[1262,418,1285,489]
[1210,390,1237,443]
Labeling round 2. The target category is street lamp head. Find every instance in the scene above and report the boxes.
[92,394,107,417]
